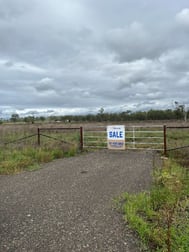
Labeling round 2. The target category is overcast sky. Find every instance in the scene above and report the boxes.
[0,0,189,118]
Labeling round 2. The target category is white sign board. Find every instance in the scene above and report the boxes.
[107,125,125,150]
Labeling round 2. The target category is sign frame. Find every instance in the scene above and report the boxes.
[107,125,125,150]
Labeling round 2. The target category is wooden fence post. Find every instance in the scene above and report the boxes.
[80,127,83,151]
[37,128,40,146]
[163,125,167,156]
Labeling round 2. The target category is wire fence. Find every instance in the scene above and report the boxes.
[37,127,83,150]
[0,126,83,151]
[1,124,189,155]
[166,126,189,152]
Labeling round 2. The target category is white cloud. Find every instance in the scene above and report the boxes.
[0,59,46,73]
[176,8,189,27]
[38,77,53,84]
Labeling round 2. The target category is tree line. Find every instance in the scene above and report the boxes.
[5,106,189,124]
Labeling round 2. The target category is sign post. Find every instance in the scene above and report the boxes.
[107,125,125,150]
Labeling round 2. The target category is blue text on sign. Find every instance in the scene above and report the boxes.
[109,131,123,138]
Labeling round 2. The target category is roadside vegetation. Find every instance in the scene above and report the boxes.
[0,127,80,174]
[0,145,77,174]
[120,151,189,251]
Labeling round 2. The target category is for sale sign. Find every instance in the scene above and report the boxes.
[107,125,125,150]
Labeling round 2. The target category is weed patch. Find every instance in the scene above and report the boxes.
[0,145,77,175]
[121,159,189,251]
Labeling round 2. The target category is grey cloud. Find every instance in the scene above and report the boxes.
[103,6,189,63]
[0,0,95,67]
[35,85,54,93]
[0,0,32,20]
[105,22,179,62]
[0,0,189,117]
[105,22,158,61]
[159,48,189,73]
[4,61,14,67]
[35,77,55,92]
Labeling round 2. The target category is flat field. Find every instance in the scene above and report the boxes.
[0,120,189,174]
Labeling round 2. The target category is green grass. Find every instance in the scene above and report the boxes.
[0,125,81,174]
[167,129,189,149]
[0,145,77,175]
[120,159,189,252]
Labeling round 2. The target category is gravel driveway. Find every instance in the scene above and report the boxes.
[0,150,158,252]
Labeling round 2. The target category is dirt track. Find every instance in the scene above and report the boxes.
[0,150,158,252]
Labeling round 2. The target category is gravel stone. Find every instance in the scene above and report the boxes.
[0,150,159,252]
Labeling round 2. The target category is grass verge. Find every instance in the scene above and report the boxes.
[120,159,189,251]
[0,145,77,174]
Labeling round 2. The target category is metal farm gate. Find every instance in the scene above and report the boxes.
[83,125,166,154]
[37,127,83,151]
[2,124,189,156]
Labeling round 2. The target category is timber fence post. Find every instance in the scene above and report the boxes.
[80,127,83,151]
[163,125,167,156]
[37,128,40,146]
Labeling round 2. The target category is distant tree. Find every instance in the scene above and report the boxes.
[85,114,95,122]
[97,107,105,121]
[98,107,104,115]
[39,116,46,122]
[133,111,147,120]
[174,102,185,120]
[163,109,175,120]
[10,113,19,122]
[23,116,35,124]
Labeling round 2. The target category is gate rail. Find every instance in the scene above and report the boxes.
[83,125,166,153]
[37,127,83,151]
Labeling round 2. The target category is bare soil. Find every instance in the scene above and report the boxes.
[0,150,160,252]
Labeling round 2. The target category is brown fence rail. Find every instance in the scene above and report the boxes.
[0,127,83,151]
[3,134,38,146]
[37,127,83,151]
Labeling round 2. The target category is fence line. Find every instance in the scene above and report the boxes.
[3,134,37,146]
[2,125,189,155]
[167,145,189,151]
[37,127,83,151]
[39,133,75,146]
[83,125,165,152]
[166,126,189,153]
[0,127,83,151]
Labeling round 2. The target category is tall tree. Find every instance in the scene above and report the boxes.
[10,113,19,122]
